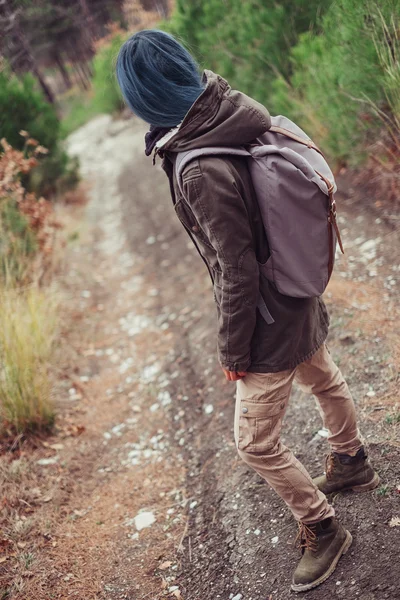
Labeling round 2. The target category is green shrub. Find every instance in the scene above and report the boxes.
[270,0,400,162]
[0,70,59,153]
[0,69,79,196]
[164,0,333,106]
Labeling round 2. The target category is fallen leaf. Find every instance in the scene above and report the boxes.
[161,578,168,590]
[41,495,53,503]
[389,516,400,527]
[17,542,27,549]
[173,591,182,599]
[0,557,7,564]
[159,560,172,570]
[49,443,64,450]
[0,539,12,551]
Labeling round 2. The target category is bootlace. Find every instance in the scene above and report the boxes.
[295,522,319,553]
[325,453,337,481]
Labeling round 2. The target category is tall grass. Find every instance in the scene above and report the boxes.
[371,9,400,140]
[0,285,58,435]
[0,137,60,437]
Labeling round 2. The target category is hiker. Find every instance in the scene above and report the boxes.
[116,30,380,593]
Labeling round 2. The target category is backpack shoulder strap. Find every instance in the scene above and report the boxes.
[174,147,250,198]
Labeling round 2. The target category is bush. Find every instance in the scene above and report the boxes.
[270,0,400,163]
[0,137,58,284]
[165,0,399,168]
[0,138,59,436]
[164,0,333,106]
[0,70,59,153]
[0,69,79,196]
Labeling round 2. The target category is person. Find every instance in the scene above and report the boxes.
[116,29,380,593]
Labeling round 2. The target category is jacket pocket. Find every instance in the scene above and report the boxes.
[174,199,214,249]
[238,396,287,453]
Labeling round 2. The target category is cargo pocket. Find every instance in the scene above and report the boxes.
[238,396,287,453]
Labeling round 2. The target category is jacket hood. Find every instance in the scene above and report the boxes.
[155,70,271,154]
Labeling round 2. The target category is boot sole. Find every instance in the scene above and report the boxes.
[316,471,380,495]
[350,471,380,493]
[291,530,353,593]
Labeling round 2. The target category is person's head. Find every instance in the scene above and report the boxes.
[116,30,204,128]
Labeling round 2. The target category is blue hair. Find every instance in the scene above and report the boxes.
[116,30,204,127]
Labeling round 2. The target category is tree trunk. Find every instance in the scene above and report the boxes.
[16,27,56,104]
[78,0,96,44]
[1,3,56,104]
[54,50,72,91]
[69,47,91,90]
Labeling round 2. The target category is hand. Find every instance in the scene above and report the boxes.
[222,368,247,381]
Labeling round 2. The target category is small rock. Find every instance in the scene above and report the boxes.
[339,333,355,345]
[317,428,329,438]
[49,443,64,450]
[204,404,214,415]
[37,456,59,466]
[133,511,156,531]
[271,536,279,544]
[254,529,261,536]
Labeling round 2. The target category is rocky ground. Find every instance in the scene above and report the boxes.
[1,115,399,600]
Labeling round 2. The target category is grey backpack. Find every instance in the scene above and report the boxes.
[175,115,344,305]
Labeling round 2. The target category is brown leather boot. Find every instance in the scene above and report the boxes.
[313,447,380,495]
[291,517,352,592]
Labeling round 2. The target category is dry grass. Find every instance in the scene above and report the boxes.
[0,285,59,436]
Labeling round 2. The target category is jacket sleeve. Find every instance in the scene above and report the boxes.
[182,157,259,372]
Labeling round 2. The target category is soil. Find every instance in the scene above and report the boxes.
[1,114,399,600]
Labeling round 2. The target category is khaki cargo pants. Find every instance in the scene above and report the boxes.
[234,344,363,523]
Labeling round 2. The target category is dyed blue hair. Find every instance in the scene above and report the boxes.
[116,30,204,127]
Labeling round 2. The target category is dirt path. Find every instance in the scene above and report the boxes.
[2,115,399,600]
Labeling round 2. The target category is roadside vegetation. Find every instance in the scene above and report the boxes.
[0,68,79,198]
[0,136,60,439]
[166,0,400,199]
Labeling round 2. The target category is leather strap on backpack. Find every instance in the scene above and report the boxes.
[315,169,345,257]
[269,125,325,157]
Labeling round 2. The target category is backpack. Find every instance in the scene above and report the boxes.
[174,115,344,318]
